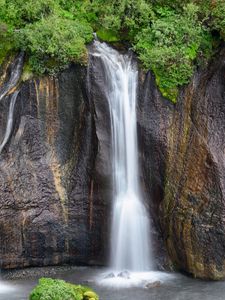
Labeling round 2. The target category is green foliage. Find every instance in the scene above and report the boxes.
[29,278,99,300]
[0,0,56,26]
[0,0,94,74]
[211,0,225,38]
[0,0,224,101]
[134,4,212,102]
[92,0,154,40]
[21,61,33,81]
[97,29,120,42]
[0,22,13,64]
[16,16,93,74]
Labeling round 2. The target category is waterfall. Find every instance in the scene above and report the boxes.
[0,91,19,154]
[0,53,24,102]
[0,53,24,155]
[91,41,153,272]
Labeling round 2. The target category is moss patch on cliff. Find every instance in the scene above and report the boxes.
[0,0,224,102]
[29,278,99,300]
[134,4,213,103]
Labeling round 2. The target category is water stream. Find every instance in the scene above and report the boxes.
[91,41,153,274]
[0,53,24,155]
[1,267,225,300]
[0,91,19,154]
[0,53,23,102]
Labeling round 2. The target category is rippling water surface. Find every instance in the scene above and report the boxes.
[0,267,225,300]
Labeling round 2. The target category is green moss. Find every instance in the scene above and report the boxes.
[21,61,33,81]
[160,87,178,104]
[97,29,120,42]
[154,73,178,103]
[29,278,99,300]
[0,46,10,65]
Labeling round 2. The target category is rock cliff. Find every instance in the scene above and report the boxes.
[0,55,104,269]
[138,47,225,279]
[0,46,225,280]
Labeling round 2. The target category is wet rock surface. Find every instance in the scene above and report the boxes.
[0,60,100,269]
[138,47,225,279]
[145,280,161,289]
[1,46,225,280]
[104,273,115,279]
[1,265,80,280]
[117,271,130,279]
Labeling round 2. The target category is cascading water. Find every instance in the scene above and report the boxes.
[0,53,23,102]
[0,91,19,154]
[91,40,153,274]
[0,52,24,155]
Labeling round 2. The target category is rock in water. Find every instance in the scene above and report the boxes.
[117,270,130,279]
[145,281,161,289]
[104,273,115,279]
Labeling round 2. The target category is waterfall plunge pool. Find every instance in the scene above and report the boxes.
[0,266,225,300]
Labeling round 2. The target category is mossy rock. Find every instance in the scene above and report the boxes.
[96,29,120,42]
[29,278,99,300]
[21,61,33,82]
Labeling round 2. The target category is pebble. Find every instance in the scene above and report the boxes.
[145,280,161,289]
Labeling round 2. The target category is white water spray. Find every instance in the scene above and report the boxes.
[0,53,24,155]
[0,91,19,154]
[0,53,23,102]
[92,41,153,272]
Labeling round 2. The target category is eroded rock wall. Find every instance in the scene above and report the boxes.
[138,47,225,279]
[0,60,103,269]
[1,46,225,280]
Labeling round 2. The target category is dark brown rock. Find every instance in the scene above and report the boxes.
[1,46,225,281]
[0,61,100,269]
[138,47,225,279]
[145,281,161,289]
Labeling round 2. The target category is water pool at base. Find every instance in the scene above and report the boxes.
[0,267,225,300]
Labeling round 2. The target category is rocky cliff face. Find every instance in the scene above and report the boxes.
[0,55,107,269]
[1,46,225,280]
[138,47,225,279]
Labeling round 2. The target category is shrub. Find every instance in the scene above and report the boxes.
[211,0,225,39]
[29,278,99,300]
[0,0,224,102]
[0,0,56,27]
[0,0,93,74]
[92,0,154,41]
[134,4,212,102]
[15,16,93,74]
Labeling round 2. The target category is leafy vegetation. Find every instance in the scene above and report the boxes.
[0,0,224,102]
[134,4,213,102]
[29,278,99,300]
[17,17,93,74]
[0,0,93,74]
[211,0,225,38]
